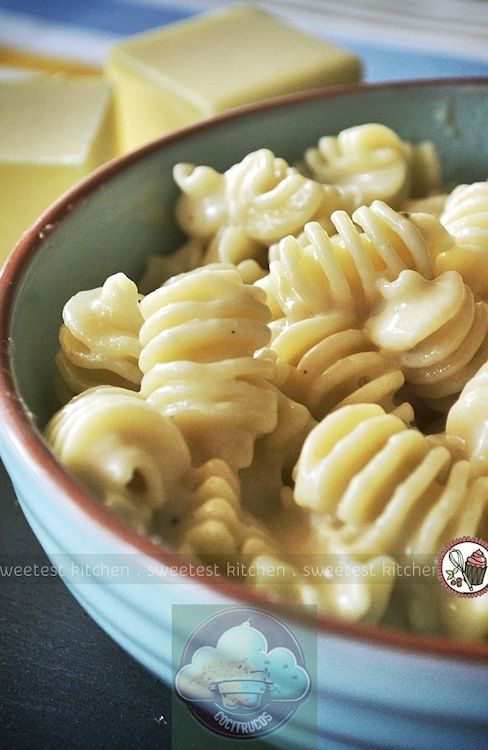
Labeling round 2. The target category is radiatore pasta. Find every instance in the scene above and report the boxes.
[302,122,441,208]
[138,264,277,469]
[45,385,191,531]
[367,269,488,410]
[56,273,143,400]
[46,122,488,642]
[294,403,488,558]
[436,181,488,297]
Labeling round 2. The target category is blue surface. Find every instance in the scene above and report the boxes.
[335,39,488,82]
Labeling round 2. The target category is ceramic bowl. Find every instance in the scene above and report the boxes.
[1,79,488,749]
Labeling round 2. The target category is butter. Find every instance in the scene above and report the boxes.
[107,5,361,153]
[0,76,115,264]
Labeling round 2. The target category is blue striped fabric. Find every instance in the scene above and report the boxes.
[0,0,196,36]
[0,0,488,82]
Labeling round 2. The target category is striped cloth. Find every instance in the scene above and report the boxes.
[1,0,488,81]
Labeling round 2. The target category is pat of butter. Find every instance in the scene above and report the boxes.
[0,76,115,264]
[107,5,361,153]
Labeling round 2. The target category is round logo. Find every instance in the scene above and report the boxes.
[174,607,311,740]
[437,536,488,597]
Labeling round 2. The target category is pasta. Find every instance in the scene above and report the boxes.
[55,273,143,399]
[250,490,397,622]
[202,225,267,271]
[248,547,396,625]
[436,181,488,297]
[302,123,441,208]
[367,269,488,410]
[44,123,488,641]
[240,388,316,516]
[269,312,406,421]
[446,361,488,475]
[294,403,488,557]
[172,458,275,566]
[173,162,227,241]
[138,238,205,294]
[436,592,488,641]
[45,386,191,532]
[174,148,357,268]
[258,203,436,323]
[172,455,395,623]
[138,264,278,469]
[221,148,350,241]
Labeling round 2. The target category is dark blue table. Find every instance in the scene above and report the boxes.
[0,462,172,750]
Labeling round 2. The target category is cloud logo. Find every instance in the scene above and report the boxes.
[174,609,312,739]
[266,646,310,701]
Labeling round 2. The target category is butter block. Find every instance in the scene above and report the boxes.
[0,76,115,264]
[107,4,362,153]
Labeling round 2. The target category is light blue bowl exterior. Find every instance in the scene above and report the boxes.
[2,81,488,749]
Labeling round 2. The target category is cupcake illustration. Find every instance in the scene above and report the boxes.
[439,537,488,596]
[465,548,487,587]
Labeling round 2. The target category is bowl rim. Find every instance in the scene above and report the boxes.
[2,77,488,664]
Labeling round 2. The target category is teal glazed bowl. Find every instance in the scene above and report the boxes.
[1,80,488,749]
